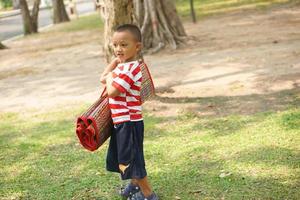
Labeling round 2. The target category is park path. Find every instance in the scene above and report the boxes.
[0,0,95,40]
[0,3,299,116]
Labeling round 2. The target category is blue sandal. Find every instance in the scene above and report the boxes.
[129,191,159,200]
[119,183,140,199]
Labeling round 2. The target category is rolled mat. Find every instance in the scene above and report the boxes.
[76,62,155,151]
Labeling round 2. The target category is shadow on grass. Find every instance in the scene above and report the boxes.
[1,136,116,199]
[281,111,300,130]
[0,118,74,167]
[234,146,300,169]
[154,86,300,117]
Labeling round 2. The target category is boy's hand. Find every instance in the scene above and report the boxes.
[105,72,121,97]
[106,72,113,85]
[111,57,121,67]
[100,72,108,84]
[101,89,108,97]
[100,58,121,84]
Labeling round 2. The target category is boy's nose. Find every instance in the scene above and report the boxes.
[116,45,122,51]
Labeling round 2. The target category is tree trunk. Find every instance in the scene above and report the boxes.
[13,0,20,9]
[31,0,41,32]
[20,0,34,35]
[0,42,7,50]
[53,0,70,24]
[103,0,187,59]
[103,0,134,63]
[19,0,40,35]
[190,0,197,23]
[134,0,187,53]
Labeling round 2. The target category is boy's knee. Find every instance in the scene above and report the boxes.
[119,164,130,174]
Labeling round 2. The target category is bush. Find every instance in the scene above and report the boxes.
[0,0,12,8]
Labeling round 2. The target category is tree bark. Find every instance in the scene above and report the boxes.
[190,0,196,23]
[13,0,20,9]
[0,42,7,50]
[19,0,40,35]
[31,0,41,31]
[53,0,70,24]
[103,0,187,58]
[134,0,187,53]
[103,0,134,63]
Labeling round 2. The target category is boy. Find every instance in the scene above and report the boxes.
[100,24,159,200]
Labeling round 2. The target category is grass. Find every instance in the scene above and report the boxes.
[175,0,296,20]
[0,106,299,200]
[48,13,104,33]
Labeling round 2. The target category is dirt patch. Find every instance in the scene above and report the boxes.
[0,3,299,117]
[0,67,40,80]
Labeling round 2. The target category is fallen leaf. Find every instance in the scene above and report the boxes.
[219,172,232,178]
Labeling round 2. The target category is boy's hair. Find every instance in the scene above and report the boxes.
[115,24,142,42]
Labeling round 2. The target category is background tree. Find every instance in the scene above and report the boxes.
[13,0,20,9]
[19,0,40,35]
[52,0,70,23]
[134,0,187,53]
[0,42,7,50]
[103,0,187,62]
[103,0,134,63]
[190,0,196,23]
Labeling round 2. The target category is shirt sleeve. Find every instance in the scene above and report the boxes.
[112,66,135,93]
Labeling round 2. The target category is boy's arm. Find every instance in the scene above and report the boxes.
[105,72,121,97]
[100,58,120,84]
[105,61,139,98]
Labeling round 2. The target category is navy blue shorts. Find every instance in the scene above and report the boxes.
[106,120,147,180]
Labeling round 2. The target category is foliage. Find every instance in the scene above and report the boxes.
[0,0,12,9]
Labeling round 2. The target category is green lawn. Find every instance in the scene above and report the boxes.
[48,14,104,33]
[175,0,296,20]
[0,105,299,199]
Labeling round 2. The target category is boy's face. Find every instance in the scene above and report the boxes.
[112,30,141,63]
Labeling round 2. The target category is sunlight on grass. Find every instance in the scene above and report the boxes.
[48,13,104,33]
[175,0,293,19]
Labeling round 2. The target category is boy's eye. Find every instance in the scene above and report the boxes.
[112,43,117,47]
[121,43,128,47]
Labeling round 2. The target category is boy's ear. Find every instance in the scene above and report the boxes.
[136,42,142,52]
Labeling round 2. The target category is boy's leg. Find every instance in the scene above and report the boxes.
[131,179,138,185]
[134,176,152,197]
[117,121,157,198]
[119,178,140,198]
[106,127,120,173]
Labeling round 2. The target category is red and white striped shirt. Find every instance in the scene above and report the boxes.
[109,60,143,124]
